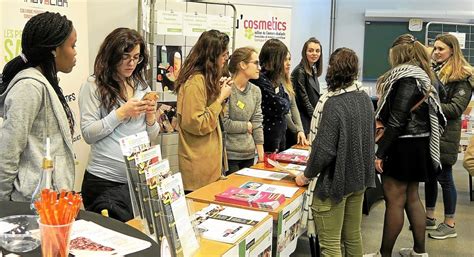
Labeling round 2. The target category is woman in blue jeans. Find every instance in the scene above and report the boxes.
[424,34,473,240]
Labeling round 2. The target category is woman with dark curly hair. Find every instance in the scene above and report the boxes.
[79,28,159,219]
[296,48,375,256]
[0,12,77,201]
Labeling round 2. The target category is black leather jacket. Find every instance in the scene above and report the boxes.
[290,64,320,135]
[376,77,430,158]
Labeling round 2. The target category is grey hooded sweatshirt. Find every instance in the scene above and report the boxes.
[0,68,75,201]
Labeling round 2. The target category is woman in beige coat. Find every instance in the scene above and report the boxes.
[175,30,232,192]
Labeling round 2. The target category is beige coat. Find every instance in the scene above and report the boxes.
[177,74,223,191]
[463,136,474,176]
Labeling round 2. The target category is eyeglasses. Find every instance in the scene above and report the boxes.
[122,54,144,64]
[247,60,260,67]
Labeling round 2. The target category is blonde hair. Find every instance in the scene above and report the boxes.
[283,53,295,96]
[228,47,257,74]
[434,34,473,83]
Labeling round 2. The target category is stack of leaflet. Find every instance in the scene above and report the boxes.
[215,187,285,211]
[274,148,309,165]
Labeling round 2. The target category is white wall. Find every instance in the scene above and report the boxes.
[334,0,474,84]
[87,0,138,74]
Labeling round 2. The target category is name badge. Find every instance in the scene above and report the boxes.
[236,100,245,109]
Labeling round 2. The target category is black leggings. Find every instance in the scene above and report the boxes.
[380,175,426,257]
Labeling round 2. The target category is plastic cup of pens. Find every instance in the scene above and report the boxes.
[264,152,276,168]
[34,189,82,257]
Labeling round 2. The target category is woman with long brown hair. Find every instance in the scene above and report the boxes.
[366,34,446,257]
[175,30,232,192]
[249,39,291,152]
[79,28,159,220]
[291,37,323,136]
[424,33,473,240]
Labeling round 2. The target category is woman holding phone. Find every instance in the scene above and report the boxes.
[79,28,159,219]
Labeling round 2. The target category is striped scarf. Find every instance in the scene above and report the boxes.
[375,64,446,172]
[300,81,362,237]
[432,60,449,84]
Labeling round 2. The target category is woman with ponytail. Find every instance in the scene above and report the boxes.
[365,34,446,257]
[0,12,77,201]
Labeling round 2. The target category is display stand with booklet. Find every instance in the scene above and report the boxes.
[120,132,199,257]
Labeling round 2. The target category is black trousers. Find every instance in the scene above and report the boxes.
[227,158,255,175]
[81,170,125,209]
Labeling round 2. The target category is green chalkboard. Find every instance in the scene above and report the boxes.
[362,21,426,81]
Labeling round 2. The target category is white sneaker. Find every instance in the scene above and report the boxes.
[399,248,429,257]
[363,252,381,257]
[400,248,413,257]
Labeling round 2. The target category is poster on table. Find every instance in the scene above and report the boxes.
[0,0,90,191]
[229,4,292,50]
[276,194,303,257]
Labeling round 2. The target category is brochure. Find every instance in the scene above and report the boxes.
[235,168,288,181]
[266,159,304,177]
[239,181,299,198]
[193,204,268,244]
[70,220,151,256]
[215,187,285,211]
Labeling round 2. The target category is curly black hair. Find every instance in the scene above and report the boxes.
[1,12,75,134]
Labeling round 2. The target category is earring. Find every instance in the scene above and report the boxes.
[51,51,57,58]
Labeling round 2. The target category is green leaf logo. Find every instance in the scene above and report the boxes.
[244,28,254,40]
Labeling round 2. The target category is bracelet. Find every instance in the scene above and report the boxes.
[146,119,156,126]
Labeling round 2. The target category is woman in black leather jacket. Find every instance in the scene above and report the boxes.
[290,37,323,136]
[369,34,445,257]
[424,34,473,240]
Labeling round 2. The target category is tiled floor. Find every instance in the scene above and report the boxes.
[291,162,474,257]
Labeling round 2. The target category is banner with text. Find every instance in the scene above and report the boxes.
[232,4,292,51]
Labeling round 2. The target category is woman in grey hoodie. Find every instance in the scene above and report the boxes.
[0,12,77,201]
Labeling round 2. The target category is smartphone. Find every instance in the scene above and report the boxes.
[142,91,159,101]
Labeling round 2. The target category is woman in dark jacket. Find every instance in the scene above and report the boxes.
[368,34,445,257]
[424,33,473,240]
[290,37,323,136]
[250,39,290,152]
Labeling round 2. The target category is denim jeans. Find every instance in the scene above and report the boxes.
[311,190,365,257]
[425,165,457,218]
